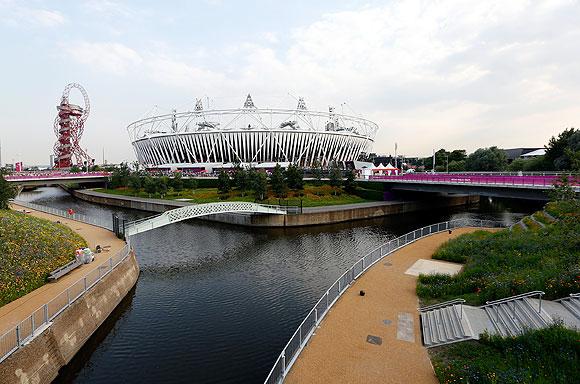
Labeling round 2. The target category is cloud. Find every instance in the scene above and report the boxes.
[63,42,142,74]
[62,0,580,155]
[0,2,65,27]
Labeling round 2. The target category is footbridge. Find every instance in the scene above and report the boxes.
[367,173,579,200]
[5,171,110,187]
[124,202,290,236]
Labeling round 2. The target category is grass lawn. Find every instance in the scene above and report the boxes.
[0,210,87,306]
[431,324,580,384]
[417,201,580,306]
[94,184,374,207]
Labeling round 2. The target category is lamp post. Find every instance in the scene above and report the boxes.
[446,154,449,173]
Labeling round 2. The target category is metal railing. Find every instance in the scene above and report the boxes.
[264,218,507,384]
[11,200,112,230]
[483,291,545,314]
[417,299,465,319]
[368,173,579,189]
[0,244,131,363]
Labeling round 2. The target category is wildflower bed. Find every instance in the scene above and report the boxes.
[417,202,580,306]
[0,210,87,306]
[431,324,580,384]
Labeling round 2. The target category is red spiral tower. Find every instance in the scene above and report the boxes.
[53,83,91,168]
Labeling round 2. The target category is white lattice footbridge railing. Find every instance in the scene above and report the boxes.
[125,202,289,236]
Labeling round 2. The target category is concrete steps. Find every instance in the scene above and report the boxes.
[419,292,580,348]
[420,301,473,347]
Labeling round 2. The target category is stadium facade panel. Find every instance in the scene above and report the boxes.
[128,96,378,168]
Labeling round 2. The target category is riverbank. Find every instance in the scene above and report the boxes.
[285,227,497,384]
[0,204,139,384]
[72,189,479,227]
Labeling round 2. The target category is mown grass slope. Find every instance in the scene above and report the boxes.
[0,210,87,306]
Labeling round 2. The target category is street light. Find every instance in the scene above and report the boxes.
[446,154,449,173]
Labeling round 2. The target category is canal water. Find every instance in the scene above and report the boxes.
[18,188,542,384]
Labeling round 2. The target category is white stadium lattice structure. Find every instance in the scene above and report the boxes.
[128,95,378,168]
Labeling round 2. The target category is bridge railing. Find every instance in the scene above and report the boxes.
[0,244,131,364]
[10,200,112,230]
[4,171,111,181]
[264,218,507,384]
[369,173,579,187]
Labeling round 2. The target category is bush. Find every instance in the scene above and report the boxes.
[0,173,16,209]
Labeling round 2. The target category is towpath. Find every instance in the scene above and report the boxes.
[0,203,126,335]
[285,227,497,384]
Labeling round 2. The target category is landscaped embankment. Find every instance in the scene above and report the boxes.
[72,189,479,227]
[0,250,139,384]
[419,199,580,384]
[0,210,87,306]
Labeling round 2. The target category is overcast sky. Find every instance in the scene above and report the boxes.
[1,0,579,165]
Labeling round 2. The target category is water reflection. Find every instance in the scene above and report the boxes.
[17,187,541,383]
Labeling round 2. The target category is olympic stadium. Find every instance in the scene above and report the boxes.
[128,95,378,169]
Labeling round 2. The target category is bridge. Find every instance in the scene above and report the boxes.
[367,173,580,200]
[124,202,289,236]
[5,171,110,187]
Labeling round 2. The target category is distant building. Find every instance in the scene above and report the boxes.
[519,148,546,158]
[503,148,543,163]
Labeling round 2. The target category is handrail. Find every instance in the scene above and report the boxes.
[263,218,507,384]
[555,292,580,301]
[10,199,112,230]
[419,299,465,312]
[0,244,131,363]
[482,291,545,307]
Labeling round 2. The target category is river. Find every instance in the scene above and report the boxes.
[17,187,542,384]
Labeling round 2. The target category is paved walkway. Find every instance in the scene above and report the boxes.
[0,203,126,335]
[285,227,496,384]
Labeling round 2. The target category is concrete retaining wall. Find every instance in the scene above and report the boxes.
[72,189,478,227]
[0,252,140,384]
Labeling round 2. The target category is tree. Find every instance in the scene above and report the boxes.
[110,162,131,188]
[217,171,231,199]
[69,165,81,173]
[232,165,249,196]
[285,164,304,191]
[157,177,169,196]
[143,176,157,196]
[171,172,184,194]
[343,169,357,194]
[311,160,324,185]
[549,175,577,201]
[447,160,466,172]
[183,177,198,191]
[270,163,287,198]
[545,128,580,171]
[128,173,142,193]
[249,169,268,200]
[465,147,507,171]
[0,172,16,209]
[329,162,342,194]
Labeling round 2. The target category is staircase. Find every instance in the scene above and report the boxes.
[555,294,580,321]
[419,292,580,348]
[419,299,474,347]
